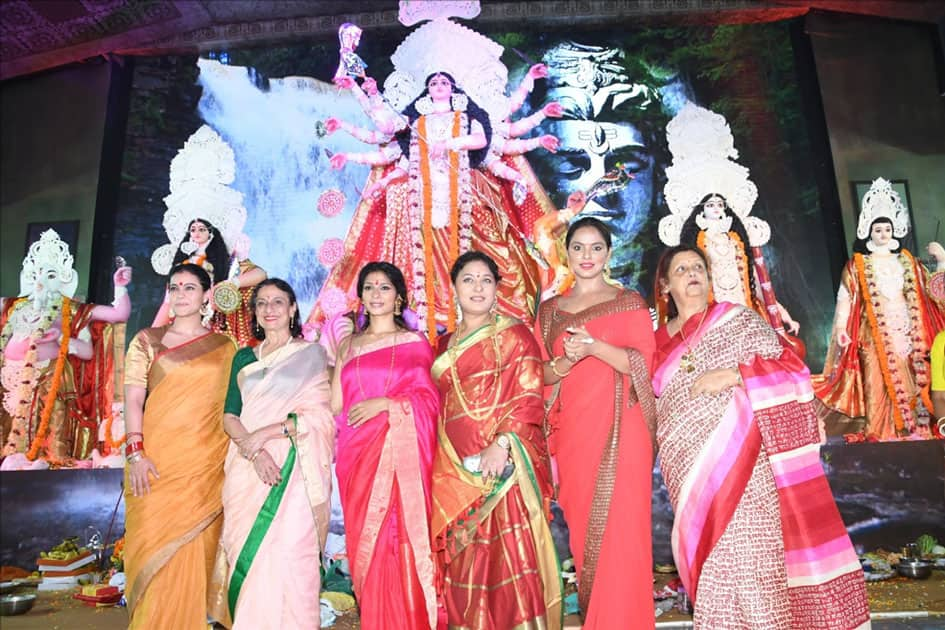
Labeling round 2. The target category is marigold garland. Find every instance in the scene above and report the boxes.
[447,111,461,334]
[418,114,437,341]
[26,297,72,460]
[853,252,933,434]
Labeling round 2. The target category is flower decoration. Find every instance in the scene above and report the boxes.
[318,238,345,267]
[317,189,346,218]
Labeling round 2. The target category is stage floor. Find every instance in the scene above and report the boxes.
[2,572,942,629]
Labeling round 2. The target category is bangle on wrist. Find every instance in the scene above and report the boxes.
[125,441,144,457]
[249,449,262,462]
[550,356,571,378]
[734,369,744,388]
[126,451,143,464]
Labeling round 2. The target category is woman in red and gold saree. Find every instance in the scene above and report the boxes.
[535,217,657,628]
[431,251,562,630]
[652,246,870,630]
[332,262,439,629]
[214,279,335,629]
[123,264,235,629]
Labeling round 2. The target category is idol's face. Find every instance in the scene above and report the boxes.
[701,195,726,221]
[870,221,893,248]
[427,74,454,102]
[189,220,211,245]
[33,266,62,299]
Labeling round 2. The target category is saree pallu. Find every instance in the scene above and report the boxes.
[336,333,439,629]
[653,303,870,630]
[431,316,562,630]
[536,290,657,629]
[216,342,335,629]
[123,329,235,629]
[814,253,945,439]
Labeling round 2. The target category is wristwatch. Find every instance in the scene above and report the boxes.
[496,434,511,451]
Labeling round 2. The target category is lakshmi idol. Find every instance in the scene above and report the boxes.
[658,104,800,342]
[814,177,945,440]
[1,230,131,465]
[311,9,559,340]
[150,126,266,348]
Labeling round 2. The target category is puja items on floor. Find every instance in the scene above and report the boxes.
[37,537,95,591]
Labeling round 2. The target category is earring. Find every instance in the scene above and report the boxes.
[168,305,176,319]
[200,301,213,327]
[490,299,498,314]
[395,297,402,316]
[603,265,612,281]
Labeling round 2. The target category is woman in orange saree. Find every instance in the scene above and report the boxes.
[216,279,335,629]
[123,263,236,629]
[535,217,657,628]
[431,251,562,630]
[332,262,439,629]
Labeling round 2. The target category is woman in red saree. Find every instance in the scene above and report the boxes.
[535,216,657,628]
[652,246,870,629]
[432,251,562,630]
[331,262,439,629]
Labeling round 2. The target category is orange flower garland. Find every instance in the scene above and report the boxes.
[447,111,461,334]
[26,297,72,460]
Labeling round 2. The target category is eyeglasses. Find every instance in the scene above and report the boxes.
[255,298,290,310]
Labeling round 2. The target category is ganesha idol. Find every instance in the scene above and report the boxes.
[0,229,131,468]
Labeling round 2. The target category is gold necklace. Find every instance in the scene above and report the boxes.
[447,318,503,423]
[355,334,397,399]
[677,306,708,373]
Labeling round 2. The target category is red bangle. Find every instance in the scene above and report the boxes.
[125,441,144,456]
[125,432,143,441]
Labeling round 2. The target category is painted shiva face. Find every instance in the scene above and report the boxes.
[701,195,726,221]
[427,74,454,102]
[534,114,654,282]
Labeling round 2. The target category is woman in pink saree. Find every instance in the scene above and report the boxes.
[652,246,870,630]
[331,262,439,629]
[213,279,335,629]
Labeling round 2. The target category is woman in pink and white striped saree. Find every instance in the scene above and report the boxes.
[652,246,870,629]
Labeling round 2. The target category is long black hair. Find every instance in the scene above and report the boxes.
[852,217,902,255]
[398,71,493,169]
[250,278,303,340]
[678,194,756,300]
[171,218,230,284]
[356,261,409,331]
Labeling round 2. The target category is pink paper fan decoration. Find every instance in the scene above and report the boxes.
[318,238,345,267]
[319,287,350,318]
[317,188,346,217]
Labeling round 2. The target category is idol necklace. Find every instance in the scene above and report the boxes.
[677,306,708,373]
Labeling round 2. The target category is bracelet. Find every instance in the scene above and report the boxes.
[550,356,571,378]
[125,432,143,443]
[249,449,262,463]
[126,451,144,464]
[125,441,144,457]
[734,369,744,388]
